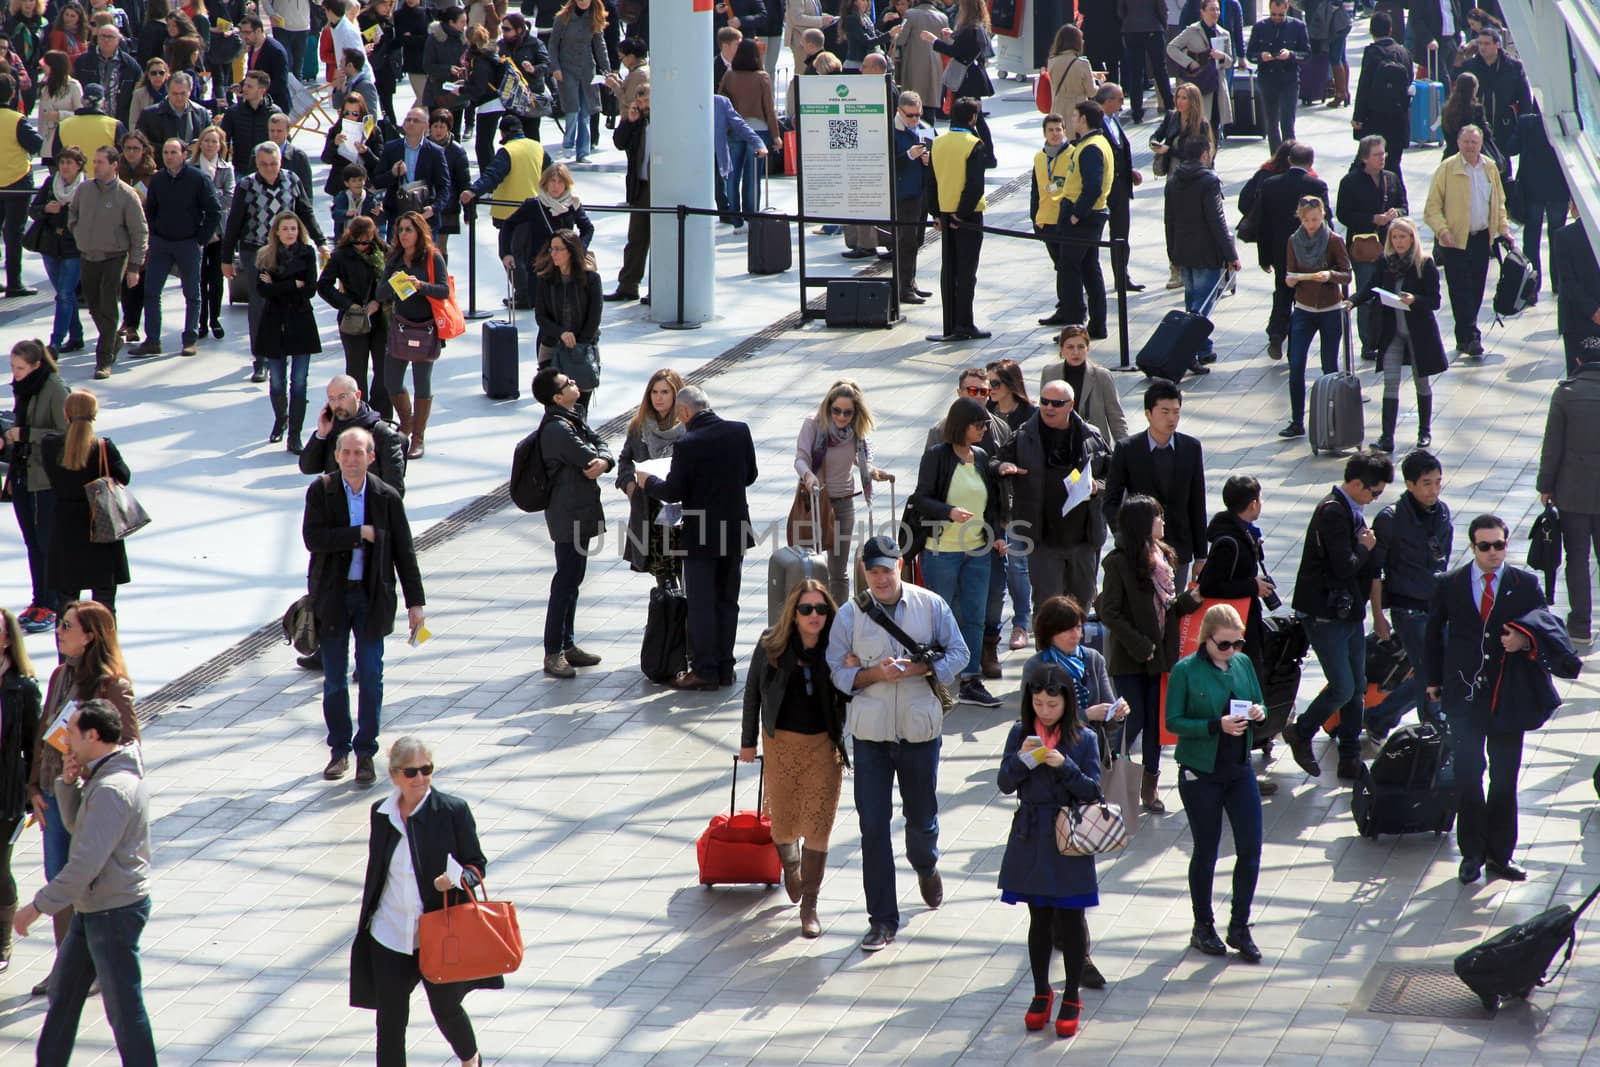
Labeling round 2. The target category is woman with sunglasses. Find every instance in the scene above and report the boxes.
[351,735,494,1067]
[794,379,889,607]
[320,94,380,196]
[1165,602,1267,964]
[986,359,1035,650]
[998,658,1102,1037]
[318,215,393,419]
[740,578,847,938]
[27,599,136,995]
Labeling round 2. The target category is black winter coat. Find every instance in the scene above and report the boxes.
[27,181,79,259]
[999,411,1109,549]
[1197,511,1266,658]
[641,410,758,559]
[1256,167,1330,271]
[253,244,323,357]
[0,667,41,823]
[40,434,132,592]
[303,472,425,639]
[1335,162,1407,243]
[1164,160,1236,268]
[1097,547,1182,676]
[394,0,431,74]
[320,124,381,196]
[1351,254,1447,376]
[539,405,612,543]
[350,789,502,1010]
[1291,488,1377,621]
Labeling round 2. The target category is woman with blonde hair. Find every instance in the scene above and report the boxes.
[795,378,890,606]
[1150,81,1214,171]
[0,604,38,972]
[616,368,686,582]
[26,598,136,995]
[40,389,131,611]
[1165,602,1267,964]
[1351,217,1447,451]
[190,125,233,339]
[739,578,847,937]
[254,211,322,453]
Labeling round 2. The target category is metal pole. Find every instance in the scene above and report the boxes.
[1115,238,1130,370]
[463,204,492,321]
[659,205,701,331]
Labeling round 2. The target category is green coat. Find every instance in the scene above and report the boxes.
[15,372,69,492]
[1164,649,1265,775]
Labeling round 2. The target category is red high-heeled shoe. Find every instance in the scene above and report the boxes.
[1055,999,1082,1038]
[1024,989,1054,1031]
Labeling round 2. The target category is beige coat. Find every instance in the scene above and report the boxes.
[894,3,949,110]
[1038,359,1129,445]
[785,0,833,64]
[1166,21,1234,130]
[1047,49,1097,118]
[1423,152,1510,252]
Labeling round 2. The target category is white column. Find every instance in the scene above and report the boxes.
[646,0,716,324]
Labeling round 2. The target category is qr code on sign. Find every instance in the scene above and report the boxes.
[828,119,859,151]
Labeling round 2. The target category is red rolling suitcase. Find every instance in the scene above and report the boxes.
[696,756,782,888]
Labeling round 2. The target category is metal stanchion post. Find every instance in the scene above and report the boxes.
[464,204,492,321]
[1114,238,1135,371]
[660,204,701,331]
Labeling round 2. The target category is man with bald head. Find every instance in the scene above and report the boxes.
[372,107,451,236]
[998,378,1112,609]
[299,374,407,494]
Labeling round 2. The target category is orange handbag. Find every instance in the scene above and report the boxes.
[1035,68,1051,112]
[417,873,524,985]
[424,255,467,341]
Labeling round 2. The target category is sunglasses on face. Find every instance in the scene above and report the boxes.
[795,603,830,617]
[962,385,989,397]
[1211,638,1247,651]
[1039,397,1069,408]
[398,764,433,778]
[1474,540,1508,552]
[987,379,1005,389]
[829,406,854,418]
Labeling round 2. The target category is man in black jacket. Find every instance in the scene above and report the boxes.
[1350,12,1412,192]
[1459,26,1531,177]
[1537,349,1600,645]
[73,25,142,125]
[1553,210,1600,377]
[637,386,758,690]
[1102,378,1209,588]
[1283,450,1392,782]
[998,379,1110,611]
[925,97,996,343]
[303,425,425,785]
[1405,0,1464,78]
[1336,135,1407,358]
[130,138,220,358]
[240,15,294,114]
[1368,448,1451,732]
[135,72,211,149]
[1257,142,1329,358]
[371,107,452,235]
[606,89,650,303]
[220,73,276,179]
[1245,0,1310,151]
[1164,138,1240,370]
[1095,82,1145,292]
[1424,515,1561,884]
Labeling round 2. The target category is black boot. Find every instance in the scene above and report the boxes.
[1375,398,1398,453]
[1416,393,1433,448]
[287,396,307,454]
[268,390,287,443]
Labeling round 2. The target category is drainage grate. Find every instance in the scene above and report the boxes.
[1363,964,1491,1020]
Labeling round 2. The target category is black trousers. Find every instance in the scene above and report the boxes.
[371,939,477,1067]
[1052,213,1108,331]
[341,325,392,420]
[62,586,117,614]
[1268,263,1292,341]
[939,212,983,336]
[473,119,499,172]
[683,553,742,682]
[545,537,591,656]
[1561,510,1600,636]
[0,812,19,907]
[1122,31,1174,119]
[617,181,650,294]
[894,195,925,294]
[1438,230,1491,348]
[201,241,225,325]
[1,174,31,290]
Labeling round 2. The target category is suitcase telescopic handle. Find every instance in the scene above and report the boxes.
[730,753,764,815]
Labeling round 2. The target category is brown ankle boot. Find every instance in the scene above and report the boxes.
[408,397,432,459]
[799,847,827,938]
[1141,771,1166,814]
[981,635,1002,679]
[775,841,803,903]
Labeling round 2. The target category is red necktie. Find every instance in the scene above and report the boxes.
[1479,571,1495,622]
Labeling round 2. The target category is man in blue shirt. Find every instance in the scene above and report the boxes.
[892,90,935,304]
[372,107,451,237]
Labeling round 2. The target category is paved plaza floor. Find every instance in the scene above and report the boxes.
[3,25,1600,1067]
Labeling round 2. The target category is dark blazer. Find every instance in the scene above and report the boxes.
[246,36,293,113]
[1198,510,1266,655]
[370,137,452,222]
[1423,563,1563,732]
[1102,112,1136,208]
[40,434,132,593]
[349,789,501,1010]
[1553,222,1600,366]
[1257,167,1331,271]
[615,113,648,203]
[740,634,847,761]
[0,667,41,823]
[1101,430,1208,564]
[302,471,425,640]
[1291,488,1376,620]
[1335,162,1407,244]
[1000,410,1110,549]
[1351,254,1447,376]
[909,442,1007,557]
[1097,546,1181,675]
[641,409,758,559]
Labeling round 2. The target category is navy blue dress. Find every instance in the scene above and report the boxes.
[996,721,1102,908]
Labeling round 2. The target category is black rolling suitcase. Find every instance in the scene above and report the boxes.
[1455,884,1600,1012]
[481,272,519,399]
[641,579,690,682]
[1135,270,1227,380]
[1351,721,1456,839]
[1224,70,1262,139]
[747,163,792,276]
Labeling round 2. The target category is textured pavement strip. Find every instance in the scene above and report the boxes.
[5,51,1600,1067]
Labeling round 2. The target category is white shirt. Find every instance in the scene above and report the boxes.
[1463,156,1490,233]
[369,789,430,954]
[1438,0,1457,36]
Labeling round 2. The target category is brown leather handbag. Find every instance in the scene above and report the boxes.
[1349,233,1382,264]
[786,482,834,552]
[417,871,524,985]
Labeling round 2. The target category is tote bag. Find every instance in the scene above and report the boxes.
[417,872,524,984]
[424,254,466,340]
[87,440,151,543]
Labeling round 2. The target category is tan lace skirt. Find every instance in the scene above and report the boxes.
[761,728,843,849]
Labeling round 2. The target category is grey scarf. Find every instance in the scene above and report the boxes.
[641,417,685,458]
[538,189,576,218]
[1290,223,1331,271]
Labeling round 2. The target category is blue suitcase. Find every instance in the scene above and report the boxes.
[1411,54,1444,145]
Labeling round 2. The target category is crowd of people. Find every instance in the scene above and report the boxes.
[1,0,1599,1061]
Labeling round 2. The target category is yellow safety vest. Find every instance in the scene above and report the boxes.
[1061,131,1114,215]
[931,129,986,215]
[490,137,546,221]
[56,113,120,164]
[1032,146,1070,228]
[0,110,31,185]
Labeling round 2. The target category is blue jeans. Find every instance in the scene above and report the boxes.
[563,93,593,159]
[38,897,156,1067]
[1176,760,1262,929]
[322,587,387,758]
[142,235,203,345]
[1180,265,1224,357]
[1115,671,1164,777]
[266,352,312,410]
[921,548,989,677]
[1287,306,1342,427]
[41,789,70,880]
[725,134,763,224]
[1364,607,1441,734]
[41,254,83,348]
[1294,616,1365,761]
[853,737,941,931]
[1003,526,1032,632]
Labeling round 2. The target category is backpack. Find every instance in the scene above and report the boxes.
[1370,47,1413,112]
[497,58,535,116]
[1492,238,1539,320]
[282,594,319,655]
[509,418,552,512]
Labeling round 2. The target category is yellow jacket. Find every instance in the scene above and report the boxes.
[1032,147,1070,228]
[1423,152,1509,250]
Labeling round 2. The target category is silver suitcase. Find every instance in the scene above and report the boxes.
[1308,306,1364,456]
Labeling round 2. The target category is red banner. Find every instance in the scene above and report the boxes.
[1158,596,1254,745]
[693,0,713,10]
